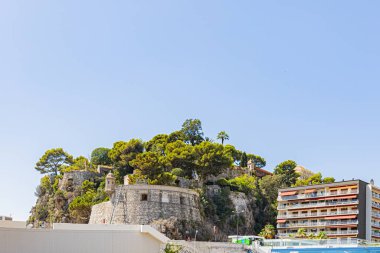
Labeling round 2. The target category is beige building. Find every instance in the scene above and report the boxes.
[277,179,380,242]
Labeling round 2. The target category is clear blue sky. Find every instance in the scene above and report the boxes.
[1,1,379,221]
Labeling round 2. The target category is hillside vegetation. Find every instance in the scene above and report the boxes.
[29,119,334,240]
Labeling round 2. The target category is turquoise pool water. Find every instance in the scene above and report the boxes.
[271,247,380,253]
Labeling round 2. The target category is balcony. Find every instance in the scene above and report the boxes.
[277,220,358,229]
[372,222,380,228]
[277,210,359,219]
[278,200,359,211]
[373,213,380,219]
[326,230,358,235]
[277,222,327,228]
[373,193,380,200]
[373,232,380,238]
[278,230,358,237]
[279,189,358,201]
[373,202,380,209]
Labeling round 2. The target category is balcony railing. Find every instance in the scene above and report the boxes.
[373,202,380,209]
[372,222,380,228]
[373,193,380,200]
[277,222,327,228]
[373,213,380,219]
[277,210,359,219]
[326,230,358,235]
[278,200,359,210]
[373,232,380,237]
[279,189,358,201]
[277,220,358,229]
[278,230,358,237]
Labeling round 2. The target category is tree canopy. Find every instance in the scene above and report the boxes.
[35,148,74,175]
[273,160,299,187]
[216,131,229,145]
[90,147,111,166]
[181,119,204,146]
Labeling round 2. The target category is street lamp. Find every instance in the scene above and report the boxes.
[233,210,245,244]
[193,230,198,253]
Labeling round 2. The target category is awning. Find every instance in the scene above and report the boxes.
[305,189,317,194]
[277,219,286,223]
[324,215,357,220]
[325,195,357,201]
[280,191,297,196]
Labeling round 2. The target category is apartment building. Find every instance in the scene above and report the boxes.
[277,179,380,242]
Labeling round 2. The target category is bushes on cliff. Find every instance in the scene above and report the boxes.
[69,180,108,223]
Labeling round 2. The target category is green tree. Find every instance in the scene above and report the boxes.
[223,145,242,165]
[247,154,266,168]
[144,134,169,153]
[228,174,256,194]
[108,139,144,181]
[62,156,90,173]
[316,231,327,239]
[323,177,335,184]
[35,148,74,175]
[296,228,307,238]
[273,160,299,187]
[163,243,183,253]
[216,131,229,145]
[294,173,336,187]
[90,147,111,165]
[194,142,233,178]
[130,151,167,179]
[167,130,185,143]
[148,172,177,186]
[259,174,286,205]
[240,152,248,167]
[165,140,196,177]
[181,119,204,146]
[259,224,276,239]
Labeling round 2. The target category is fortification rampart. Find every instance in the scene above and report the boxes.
[89,184,202,225]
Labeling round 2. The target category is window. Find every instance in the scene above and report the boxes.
[141,194,148,201]
[161,192,169,203]
[180,196,185,205]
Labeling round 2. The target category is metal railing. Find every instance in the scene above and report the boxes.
[277,210,359,219]
[262,238,359,248]
[277,220,358,229]
[278,230,358,237]
[279,189,358,201]
[278,200,359,210]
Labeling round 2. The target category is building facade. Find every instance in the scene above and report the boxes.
[277,180,380,242]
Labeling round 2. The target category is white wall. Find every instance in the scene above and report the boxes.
[0,224,167,253]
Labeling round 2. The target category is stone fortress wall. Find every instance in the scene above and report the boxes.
[59,171,99,191]
[89,183,202,225]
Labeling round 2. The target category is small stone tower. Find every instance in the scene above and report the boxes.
[105,172,116,196]
[247,159,255,174]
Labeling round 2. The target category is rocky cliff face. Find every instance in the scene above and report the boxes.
[28,171,106,227]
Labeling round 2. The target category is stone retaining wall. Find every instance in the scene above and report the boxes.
[89,184,202,225]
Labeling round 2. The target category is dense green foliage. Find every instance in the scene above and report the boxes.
[181,119,204,145]
[30,119,334,239]
[293,172,335,187]
[273,160,299,187]
[35,148,74,175]
[259,224,276,239]
[91,147,112,166]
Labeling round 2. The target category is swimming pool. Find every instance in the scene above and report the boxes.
[271,247,380,253]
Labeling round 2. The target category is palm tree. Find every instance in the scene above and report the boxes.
[216,131,229,145]
[296,228,307,238]
[316,231,327,239]
[258,224,276,239]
